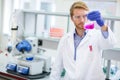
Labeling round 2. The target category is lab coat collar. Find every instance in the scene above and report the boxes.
[74,29,88,39]
[74,29,88,35]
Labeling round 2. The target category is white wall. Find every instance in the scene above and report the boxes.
[1,0,14,51]
[0,0,2,45]
[3,0,13,34]
[53,0,78,32]
[114,0,120,47]
[0,0,3,49]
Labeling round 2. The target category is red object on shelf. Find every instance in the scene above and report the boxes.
[50,27,64,38]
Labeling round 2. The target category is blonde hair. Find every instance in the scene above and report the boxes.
[70,1,89,17]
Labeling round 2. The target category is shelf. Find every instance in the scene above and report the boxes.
[15,9,120,50]
[22,9,69,17]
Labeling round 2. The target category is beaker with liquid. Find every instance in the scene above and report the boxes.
[84,22,94,29]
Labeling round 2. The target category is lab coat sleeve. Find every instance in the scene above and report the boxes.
[98,27,117,50]
[49,37,65,80]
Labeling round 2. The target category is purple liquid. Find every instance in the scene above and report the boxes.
[84,23,94,29]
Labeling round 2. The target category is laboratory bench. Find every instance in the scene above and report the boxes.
[0,68,50,80]
[0,64,50,80]
[0,51,51,80]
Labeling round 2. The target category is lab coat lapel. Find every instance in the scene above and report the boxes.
[68,33,75,54]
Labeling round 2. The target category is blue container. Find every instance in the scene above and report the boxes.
[17,66,29,75]
[6,63,17,71]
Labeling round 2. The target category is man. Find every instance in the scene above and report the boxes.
[50,1,116,80]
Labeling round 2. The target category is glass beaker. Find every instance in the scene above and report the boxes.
[84,21,94,29]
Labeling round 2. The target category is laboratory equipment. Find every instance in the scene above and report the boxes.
[102,48,120,80]
[6,63,17,71]
[16,56,44,75]
[6,37,51,79]
[16,40,32,53]
[103,65,118,76]
[5,10,51,79]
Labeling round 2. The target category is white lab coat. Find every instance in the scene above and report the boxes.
[50,27,116,80]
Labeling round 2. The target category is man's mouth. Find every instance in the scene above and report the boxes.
[78,23,84,27]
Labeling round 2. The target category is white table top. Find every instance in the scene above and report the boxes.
[102,48,120,61]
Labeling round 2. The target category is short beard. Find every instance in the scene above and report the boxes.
[76,25,85,30]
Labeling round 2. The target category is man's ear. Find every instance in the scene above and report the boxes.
[71,16,74,21]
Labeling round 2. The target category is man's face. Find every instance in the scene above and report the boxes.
[71,8,88,30]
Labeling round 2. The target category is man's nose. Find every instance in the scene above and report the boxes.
[79,17,84,22]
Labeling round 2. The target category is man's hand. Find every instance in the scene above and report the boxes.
[87,11,104,27]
